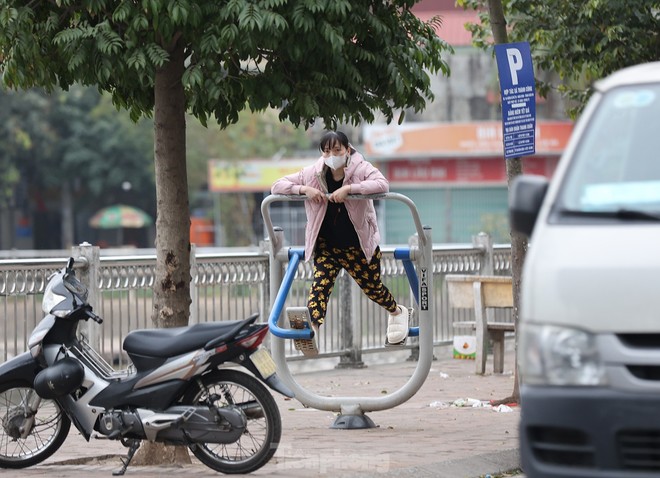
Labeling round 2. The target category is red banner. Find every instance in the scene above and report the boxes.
[386,156,558,185]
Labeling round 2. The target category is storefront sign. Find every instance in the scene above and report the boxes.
[208,159,310,192]
[363,121,571,157]
[387,156,558,185]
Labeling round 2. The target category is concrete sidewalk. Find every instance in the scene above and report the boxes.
[13,346,521,477]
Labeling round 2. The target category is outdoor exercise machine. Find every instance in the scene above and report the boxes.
[261,193,434,429]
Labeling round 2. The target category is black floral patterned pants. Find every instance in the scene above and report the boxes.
[307,239,398,325]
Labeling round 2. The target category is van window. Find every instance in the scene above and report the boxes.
[558,84,660,215]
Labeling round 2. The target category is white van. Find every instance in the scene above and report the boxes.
[510,62,660,478]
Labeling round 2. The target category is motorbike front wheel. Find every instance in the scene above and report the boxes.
[0,383,71,468]
[183,369,282,474]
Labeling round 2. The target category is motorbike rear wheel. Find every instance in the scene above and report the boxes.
[0,383,71,468]
[182,369,282,474]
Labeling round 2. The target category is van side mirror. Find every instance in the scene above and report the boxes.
[509,175,549,237]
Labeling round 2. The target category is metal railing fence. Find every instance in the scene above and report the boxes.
[0,234,511,365]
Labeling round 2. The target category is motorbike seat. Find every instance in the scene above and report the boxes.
[123,314,259,357]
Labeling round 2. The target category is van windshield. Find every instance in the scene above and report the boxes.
[558,84,660,216]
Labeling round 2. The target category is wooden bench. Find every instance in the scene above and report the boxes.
[446,274,514,374]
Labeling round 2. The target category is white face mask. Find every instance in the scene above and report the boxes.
[324,154,346,170]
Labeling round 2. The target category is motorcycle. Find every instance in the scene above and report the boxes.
[0,257,293,475]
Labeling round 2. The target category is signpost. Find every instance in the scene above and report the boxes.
[494,42,536,159]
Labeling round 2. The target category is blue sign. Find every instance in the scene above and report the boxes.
[495,42,536,159]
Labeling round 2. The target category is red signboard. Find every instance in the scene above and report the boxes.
[386,156,559,185]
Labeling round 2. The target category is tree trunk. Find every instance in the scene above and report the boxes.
[488,0,526,405]
[134,37,192,466]
[152,39,191,329]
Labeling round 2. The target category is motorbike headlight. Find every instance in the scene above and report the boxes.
[519,323,607,386]
[42,280,69,317]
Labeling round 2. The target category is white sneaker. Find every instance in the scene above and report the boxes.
[386,305,410,346]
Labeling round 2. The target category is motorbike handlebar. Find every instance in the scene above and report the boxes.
[84,308,103,324]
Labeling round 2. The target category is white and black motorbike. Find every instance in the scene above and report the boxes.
[0,257,292,475]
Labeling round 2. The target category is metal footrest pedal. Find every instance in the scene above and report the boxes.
[287,307,319,357]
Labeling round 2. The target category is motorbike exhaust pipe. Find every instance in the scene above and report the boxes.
[139,405,247,443]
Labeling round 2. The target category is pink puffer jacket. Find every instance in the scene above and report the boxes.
[271,151,389,263]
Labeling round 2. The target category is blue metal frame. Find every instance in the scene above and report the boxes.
[268,247,420,339]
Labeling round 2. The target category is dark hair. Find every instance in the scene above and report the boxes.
[318,131,351,154]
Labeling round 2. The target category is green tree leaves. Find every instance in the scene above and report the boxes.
[1,0,451,129]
